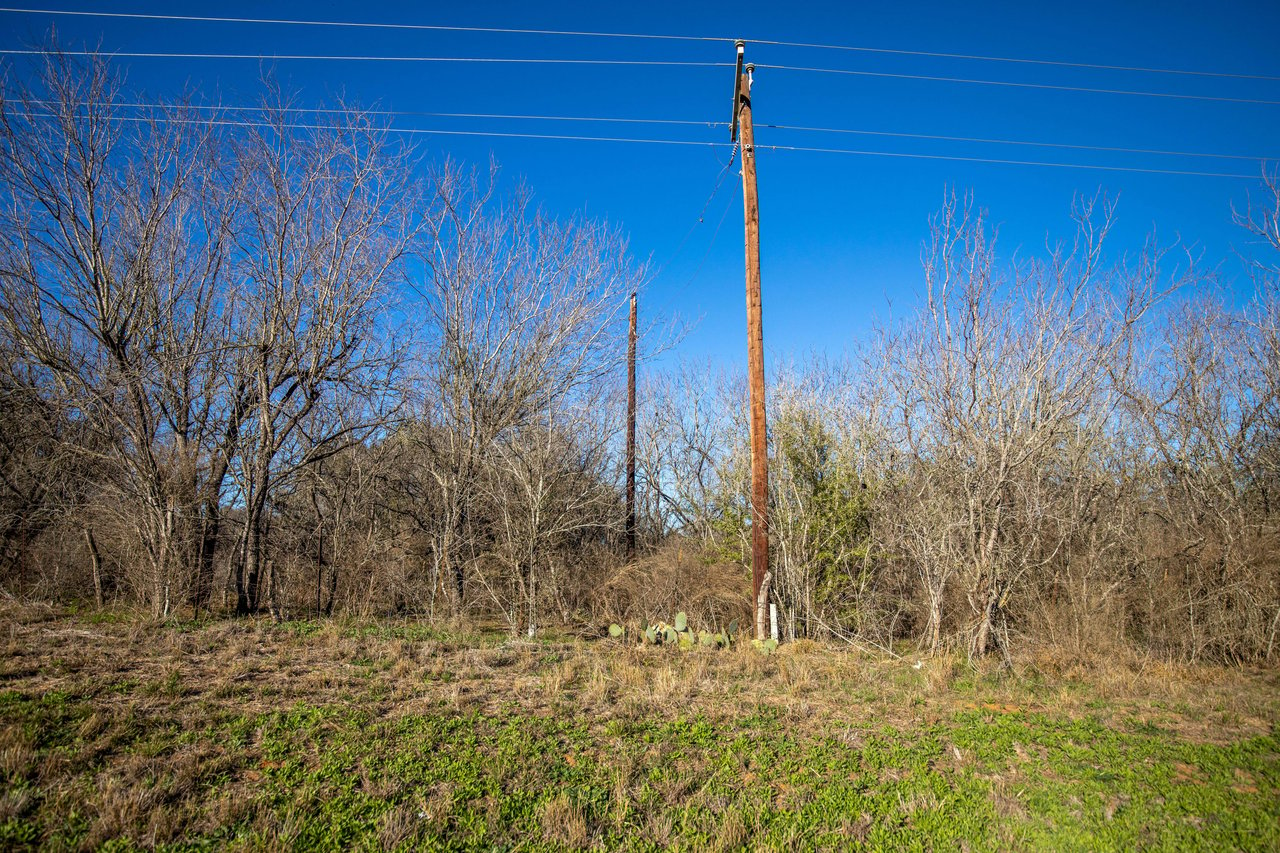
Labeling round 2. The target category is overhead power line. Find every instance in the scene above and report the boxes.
[0,48,729,69]
[0,7,726,43]
[756,142,1262,179]
[27,99,729,129]
[5,48,1271,106]
[748,38,1280,83]
[30,99,1269,163]
[653,141,740,287]
[758,63,1280,106]
[18,110,729,148]
[15,110,1263,179]
[0,6,1276,83]
[760,123,1276,162]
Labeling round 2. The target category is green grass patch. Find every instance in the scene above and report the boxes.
[0,610,1276,851]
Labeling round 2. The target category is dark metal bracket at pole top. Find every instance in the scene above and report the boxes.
[730,39,745,142]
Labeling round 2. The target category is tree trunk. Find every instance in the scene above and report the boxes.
[83,527,104,608]
[246,519,262,613]
[324,559,339,616]
[452,501,467,612]
[237,505,265,616]
[924,585,943,653]
[191,505,220,615]
[969,576,1004,659]
[524,560,537,638]
[265,558,279,620]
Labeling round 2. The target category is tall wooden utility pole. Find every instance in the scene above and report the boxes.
[731,41,771,640]
[625,291,638,559]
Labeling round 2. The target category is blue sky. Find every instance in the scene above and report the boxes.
[3,0,1278,366]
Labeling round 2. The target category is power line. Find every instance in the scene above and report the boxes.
[758,63,1280,106]
[1,6,1275,83]
[4,49,1271,106]
[652,142,740,290]
[0,49,729,69]
[15,111,1263,178]
[17,110,730,148]
[748,38,1280,84]
[655,171,740,318]
[28,99,729,130]
[0,7,727,43]
[36,98,1264,164]
[759,123,1275,162]
[756,142,1261,179]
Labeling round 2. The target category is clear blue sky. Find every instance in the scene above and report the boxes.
[3,1,1278,366]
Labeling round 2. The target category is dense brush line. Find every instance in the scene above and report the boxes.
[1,47,1277,663]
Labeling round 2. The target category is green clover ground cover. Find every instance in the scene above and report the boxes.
[3,690,1277,850]
[0,612,1276,850]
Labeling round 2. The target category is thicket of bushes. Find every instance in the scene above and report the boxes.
[2,47,1277,662]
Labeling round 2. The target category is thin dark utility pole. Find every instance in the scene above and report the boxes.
[626,291,638,559]
[731,41,771,640]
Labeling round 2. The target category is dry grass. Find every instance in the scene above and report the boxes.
[0,599,1277,850]
[2,600,1277,748]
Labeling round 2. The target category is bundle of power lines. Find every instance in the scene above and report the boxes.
[0,5,1276,180]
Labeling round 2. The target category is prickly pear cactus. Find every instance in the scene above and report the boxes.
[635,613,744,652]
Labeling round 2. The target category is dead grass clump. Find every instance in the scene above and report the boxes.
[77,709,111,741]
[712,806,749,852]
[357,756,398,800]
[448,683,476,712]
[0,726,36,782]
[647,664,684,708]
[389,656,416,681]
[778,657,816,696]
[481,646,518,668]
[991,776,1029,820]
[251,804,309,850]
[543,659,581,699]
[0,788,31,822]
[917,655,959,694]
[87,773,163,847]
[739,645,780,681]
[582,662,615,708]
[540,792,590,847]
[202,787,256,834]
[607,649,650,695]
[377,802,421,849]
[387,638,416,664]
[644,809,674,847]
[36,749,71,787]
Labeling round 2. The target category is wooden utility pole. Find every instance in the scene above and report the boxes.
[626,291,638,559]
[731,42,771,640]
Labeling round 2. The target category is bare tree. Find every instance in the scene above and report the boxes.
[0,47,239,615]
[225,95,417,614]
[407,163,644,617]
[483,398,621,635]
[872,192,1168,657]
[1121,165,1280,661]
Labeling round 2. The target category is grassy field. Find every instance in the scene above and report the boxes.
[0,602,1277,851]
